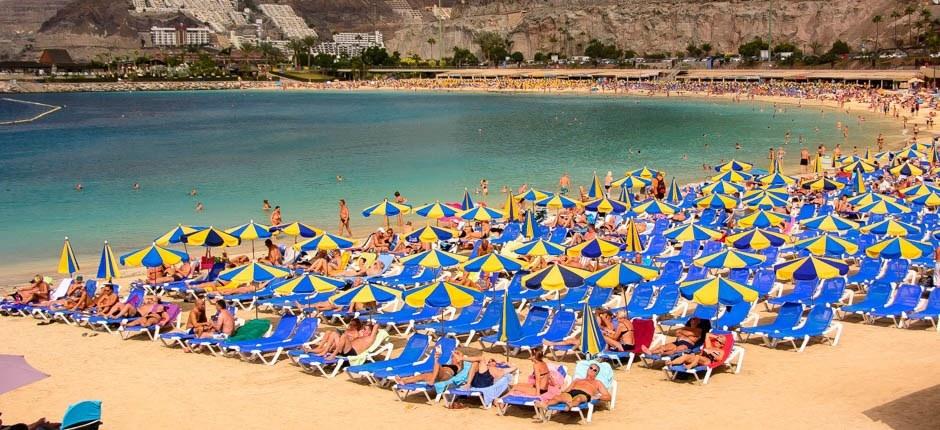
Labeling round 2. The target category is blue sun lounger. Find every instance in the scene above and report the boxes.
[495,365,568,419]
[539,361,617,424]
[905,288,940,331]
[434,301,502,345]
[768,279,819,309]
[479,306,549,351]
[119,303,182,341]
[658,304,718,333]
[229,316,319,365]
[190,314,297,355]
[714,301,757,332]
[343,333,429,383]
[365,305,441,335]
[631,284,681,321]
[838,281,893,320]
[369,336,458,384]
[290,329,393,378]
[761,305,842,352]
[81,287,145,333]
[865,284,922,326]
[739,302,804,340]
[508,309,577,355]
[413,303,482,336]
[535,287,589,310]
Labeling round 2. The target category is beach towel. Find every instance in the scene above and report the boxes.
[478,373,513,407]
[573,360,614,389]
[433,360,473,393]
[227,319,271,342]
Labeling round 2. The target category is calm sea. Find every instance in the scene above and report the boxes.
[0,90,896,268]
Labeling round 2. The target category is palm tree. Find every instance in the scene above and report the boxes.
[701,43,713,57]
[302,35,318,69]
[905,5,916,48]
[872,14,883,64]
[891,10,902,49]
[286,39,304,70]
[919,8,932,51]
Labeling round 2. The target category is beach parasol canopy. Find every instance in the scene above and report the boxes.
[493,292,522,344]
[701,180,745,195]
[632,199,679,215]
[413,201,460,220]
[273,274,344,295]
[901,183,940,197]
[400,249,467,268]
[848,170,867,195]
[663,223,722,242]
[458,206,504,221]
[501,192,523,221]
[405,225,457,244]
[520,210,538,240]
[461,253,525,273]
[155,224,206,246]
[758,172,797,186]
[405,281,482,309]
[0,355,49,395]
[182,226,240,248]
[909,192,940,207]
[270,222,323,238]
[329,283,401,306]
[714,159,753,172]
[743,192,789,210]
[585,262,660,288]
[120,243,189,267]
[515,189,553,202]
[460,189,475,210]
[894,147,926,160]
[738,209,787,228]
[889,161,924,177]
[579,301,607,357]
[711,170,753,183]
[587,172,605,199]
[693,249,766,269]
[865,237,934,259]
[792,234,859,256]
[536,194,583,209]
[680,276,758,306]
[774,255,849,281]
[611,175,652,189]
[860,219,921,237]
[813,155,825,175]
[695,193,738,209]
[512,239,567,257]
[522,264,591,291]
[854,199,911,215]
[362,198,412,217]
[847,192,895,207]
[627,166,661,179]
[566,237,623,258]
[226,220,272,241]
[584,197,629,214]
[294,233,355,251]
[96,241,121,281]
[218,262,289,283]
[664,178,684,204]
[724,228,790,250]
[57,237,80,276]
[800,214,860,232]
[801,177,845,191]
[618,187,636,208]
[621,219,645,253]
[840,159,877,173]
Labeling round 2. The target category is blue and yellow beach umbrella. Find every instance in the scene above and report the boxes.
[515,189,552,202]
[693,249,766,269]
[909,192,940,207]
[627,166,661,179]
[774,255,848,281]
[155,224,205,246]
[400,249,467,268]
[226,220,272,241]
[523,264,591,291]
[536,194,583,209]
[847,192,894,207]
[512,239,567,257]
[270,222,323,238]
[855,199,912,215]
[800,214,859,232]
[849,170,867,195]
[744,192,789,210]
[584,197,629,214]
[120,243,189,268]
[460,189,475,210]
[744,187,789,202]
[405,225,457,244]
[567,237,623,258]
[612,175,652,189]
[502,192,523,221]
[618,187,636,207]
[579,301,607,357]
[801,177,845,191]
[622,219,645,253]
[405,281,482,309]
[632,199,679,215]
[895,147,926,160]
[813,155,825,175]
[695,193,738,209]
[494,292,522,343]
[294,233,355,251]
[663,223,722,242]
[759,172,797,186]
[701,181,745,195]
[461,253,525,273]
[664,179,683,204]
[96,241,120,281]
[901,183,940,197]
[585,262,659,288]
[680,276,758,305]
[890,161,924,177]
[724,228,790,250]
[183,226,240,248]
[715,159,753,172]
[218,262,289,283]
[792,234,858,256]
[458,205,504,221]
[329,283,401,306]
[273,274,343,295]
[414,201,459,220]
[58,237,80,276]
[362,198,412,221]
[860,219,921,237]
[865,237,934,259]
[587,172,605,199]
[711,170,752,183]
[738,209,787,228]
[770,157,782,174]
[840,159,877,173]
[521,210,538,240]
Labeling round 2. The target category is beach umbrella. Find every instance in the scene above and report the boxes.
[405,225,457,244]
[758,172,797,186]
[693,249,766,269]
[680,276,758,306]
[586,262,660,288]
[584,197,629,214]
[461,253,525,273]
[618,187,636,208]
[701,181,745,195]
[801,177,845,191]
[294,233,355,251]
[400,249,467,268]
[226,220,272,258]
[362,199,412,228]
[587,172,605,199]
[800,214,860,232]
[848,170,867,196]
[622,219,645,253]
[890,161,924,177]
[738,210,787,228]
[566,237,623,258]
[501,192,523,221]
[515,189,553,202]
[865,237,934,259]
[218,262,289,283]
[695,193,738,209]
[57,237,80,276]
[724,228,791,250]
[770,157,782,174]
[855,199,912,215]
[744,192,789,210]
[711,170,753,183]
[120,243,189,285]
[493,292,522,346]
[792,234,859,256]
[405,281,482,309]
[182,226,240,248]
[512,239,567,257]
[909,192,940,207]
[273,274,343,295]
[813,155,825,175]
[523,264,591,291]
[611,175,652,189]
[521,210,538,240]
[627,166,661,179]
[715,159,753,172]
[873,150,892,164]
[329,284,401,308]
[860,219,921,237]
[863,147,874,161]
[632,199,679,215]
[664,179,683,204]
[458,206,504,221]
[414,201,459,220]
[774,255,849,281]
[536,194,582,209]
[840,159,877,173]
[460,189,475,210]
[155,224,205,247]
[901,183,940,197]
[847,192,895,207]
[579,301,607,358]
[663,223,722,242]
[0,355,49,396]
[894,147,926,160]
[270,222,323,239]
[907,141,932,153]
[743,188,789,203]
[96,241,120,282]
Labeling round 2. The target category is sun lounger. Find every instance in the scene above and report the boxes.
[341,332,424,382]
[904,288,940,331]
[437,301,502,345]
[118,303,182,341]
[631,284,681,321]
[442,368,517,409]
[658,305,718,333]
[508,309,577,355]
[539,360,617,424]
[479,306,550,351]
[81,287,146,333]
[740,302,804,340]
[366,304,441,335]
[761,305,842,352]
[597,318,658,369]
[535,287,589,310]
[189,315,292,355]
[838,281,893,320]
[752,268,780,297]
[714,302,757,332]
[663,332,744,384]
[494,364,569,419]
[413,302,482,336]
[865,284,922,326]
[368,336,458,384]
[768,279,819,309]
[230,316,320,365]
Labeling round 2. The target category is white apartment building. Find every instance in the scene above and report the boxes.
[150,26,212,47]
[332,31,383,46]
[151,27,179,47]
[258,4,317,40]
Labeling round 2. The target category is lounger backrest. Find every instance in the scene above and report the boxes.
[268,314,299,340]
[753,269,775,294]
[652,284,679,310]
[563,287,589,303]
[474,302,503,326]
[926,288,940,312]
[728,268,750,284]
[627,284,655,313]
[434,336,458,364]
[793,279,819,296]
[587,287,612,308]
[891,284,923,308]
[707,333,736,369]
[631,318,655,351]
[816,278,846,303]
[289,317,319,342]
[51,278,73,300]
[690,304,719,321]
[520,306,550,334]
[862,282,893,307]
[205,262,226,281]
[716,302,752,329]
[125,287,145,307]
[545,309,576,336]
[84,280,98,297]
[659,261,684,283]
[451,303,483,325]
[701,241,722,256]
[683,266,707,282]
[549,227,568,244]
[161,304,181,327]
[398,334,431,362]
[801,305,834,332]
[774,303,806,329]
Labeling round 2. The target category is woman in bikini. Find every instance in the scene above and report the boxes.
[394,349,468,386]
[122,298,169,328]
[667,333,727,369]
[641,317,705,356]
[604,311,634,352]
[503,350,554,396]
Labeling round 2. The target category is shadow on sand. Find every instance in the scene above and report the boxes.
[863,384,940,429]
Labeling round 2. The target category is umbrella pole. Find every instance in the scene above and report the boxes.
[254,282,259,319]
[251,240,255,260]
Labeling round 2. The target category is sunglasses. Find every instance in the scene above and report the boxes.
[589,366,599,372]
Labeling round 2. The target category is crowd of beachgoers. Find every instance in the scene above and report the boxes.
[3,131,940,423]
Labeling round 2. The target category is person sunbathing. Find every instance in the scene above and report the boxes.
[123,297,170,328]
[606,311,635,352]
[104,294,154,319]
[462,356,516,389]
[393,349,468,386]
[307,319,378,359]
[151,261,194,284]
[45,276,84,308]
[10,275,49,304]
[503,350,555,396]
[197,299,234,339]
[533,363,611,415]
[641,317,706,356]
[259,239,283,265]
[186,298,210,336]
[666,333,727,369]
[88,285,119,315]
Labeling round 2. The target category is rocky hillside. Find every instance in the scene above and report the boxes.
[38,0,198,38]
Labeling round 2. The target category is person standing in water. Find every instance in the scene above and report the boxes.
[263,200,272,211]
[133,182,140,191]
[559,173,570,195]
[338,199,352,236]
[394,191,407,227]
[270,206,282,226]
[480,179,489,202]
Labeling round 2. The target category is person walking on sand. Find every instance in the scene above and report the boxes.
[339,199,352,236]
[270,206,282,226]
[559,173,570,195]
[394,191,407,227]
[799,147,810,174]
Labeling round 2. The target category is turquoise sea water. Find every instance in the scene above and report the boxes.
[0,90,896,266]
